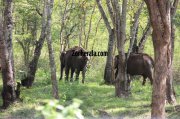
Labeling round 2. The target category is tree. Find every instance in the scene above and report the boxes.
[144,0,172,118]
[21,0,47,87]
[166,0,179,105]
[114,0,130,97]
[3,0,15,78]
[85,4,96,49]
[59,0,74,52]
[127,2,144,55]
[59,0,94,52]
[14,0,41,68]
[0,0,17,109]
[97,0,146,96]
[96,0,115,84]
[46,0,59,99]
[138,20,151,53]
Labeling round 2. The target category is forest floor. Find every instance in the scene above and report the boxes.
[0,74,180,119]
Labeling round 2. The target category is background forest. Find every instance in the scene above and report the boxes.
[0,0,180,118]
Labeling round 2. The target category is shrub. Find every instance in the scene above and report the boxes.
[37,99,84,119]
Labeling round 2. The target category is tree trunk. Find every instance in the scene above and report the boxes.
[144,1,171,118]
[96,0,111,34]
[166,0,179,105]
[96,0,114,84]
[85,4,96,49]
[104,29,115,84]
[3,0,15,79]
[114,0,130,97]
[46,0,59,99]
[138,20,151,53]
[132,25,138,53]
[79,21,82,47]
[82,9,86,48]
[166,67,176,104]
[59,0,69,53]
[127,2,144,55]
[0,6,16,109]
[21,1,47,87]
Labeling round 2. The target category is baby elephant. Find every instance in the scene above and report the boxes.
[60,46,89,83]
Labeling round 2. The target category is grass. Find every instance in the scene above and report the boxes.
[0,72,179,119]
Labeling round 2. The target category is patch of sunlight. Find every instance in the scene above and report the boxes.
[86,82,114,88]
[106,107,126,114]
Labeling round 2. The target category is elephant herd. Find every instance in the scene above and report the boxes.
[60,46,154,85]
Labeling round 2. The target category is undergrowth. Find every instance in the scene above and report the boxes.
[0,72,179,119]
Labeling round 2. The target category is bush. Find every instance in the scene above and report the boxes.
[37,99,84,119]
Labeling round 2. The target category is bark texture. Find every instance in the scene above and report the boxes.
[144,0,171,118]
[166,0,179,105]
[114,0,130,97]
[0,1,16,108]
[3,0,15,78]
[46,0,59,99]
[96,0,115,84]
[104,29,115,84]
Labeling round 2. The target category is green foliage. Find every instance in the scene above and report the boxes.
[0,0,180,118]
[0,76,180,118]
[174,10,180,27]
[37,99,84,119]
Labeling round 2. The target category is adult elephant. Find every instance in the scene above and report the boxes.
[60,46,89,83]
[114,53,154,85]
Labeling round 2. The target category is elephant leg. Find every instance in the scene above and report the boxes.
[149,76,153,85]
[148,73,153,85]
[127,74,131,92]
[82,67,87,84]
[127,74,131,84]
[75,70,80,81]
[70,68,75,82]
[65,66,70,82]
[142,76,147,86]
[149,68,153,85]
[60,64,64,80]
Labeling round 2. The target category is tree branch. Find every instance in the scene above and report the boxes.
[127,2,144,54]
[138,20,151,52]
[96,0,112,34]
[36,7,43,17]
